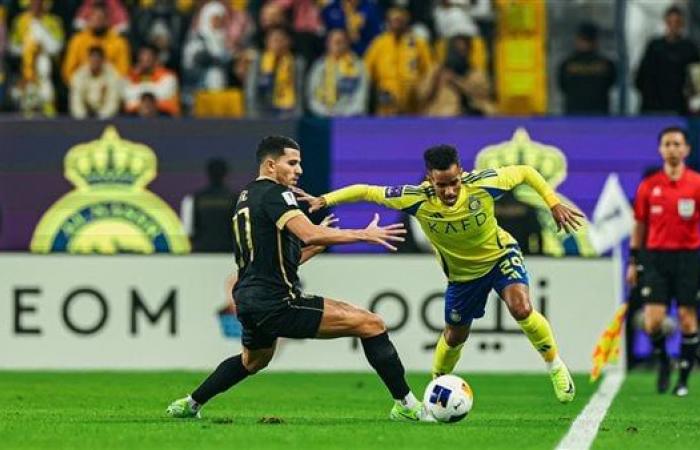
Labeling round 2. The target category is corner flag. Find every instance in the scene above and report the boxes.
[587,173,634,254]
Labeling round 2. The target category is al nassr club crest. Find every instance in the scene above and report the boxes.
[31,126,190,254]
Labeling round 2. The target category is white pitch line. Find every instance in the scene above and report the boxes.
[554,370,625,450]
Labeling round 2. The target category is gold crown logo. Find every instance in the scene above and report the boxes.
[475,128,567,188]
[64,126,157,190]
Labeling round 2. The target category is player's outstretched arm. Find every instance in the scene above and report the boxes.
[293,185,421,213]
[293,185,373,212]
[285,212,406,251]
[513,166,585,233]
[293,187,329,212]
[481,166,585,234]
[299,214,339,263]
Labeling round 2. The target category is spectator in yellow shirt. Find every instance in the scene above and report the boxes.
[364,7,433,116]
[62,4,131,84]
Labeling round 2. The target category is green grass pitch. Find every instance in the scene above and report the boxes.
[0,371,697,450]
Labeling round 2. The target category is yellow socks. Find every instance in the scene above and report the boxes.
[431,311,558,377]
[432,333,464,377]
[517,310,558,363]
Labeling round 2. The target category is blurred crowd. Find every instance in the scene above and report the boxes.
[0,0,498,118]
[0,0,698,119]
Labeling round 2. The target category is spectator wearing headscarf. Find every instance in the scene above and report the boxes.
[432,0,487,74]
[62,4,131,83]
[182,1,249,91]
[73,0,130,34]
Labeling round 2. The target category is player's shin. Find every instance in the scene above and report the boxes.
[517,310,559,364]
[519,310,575,402]
[191,354,251,407]
[432,332,464,378]
[361,332,418,408]
[649,329,670,362]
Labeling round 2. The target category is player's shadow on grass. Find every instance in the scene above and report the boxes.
[84,418,183,425]
[255,417,392,426]
[85,417,385,426]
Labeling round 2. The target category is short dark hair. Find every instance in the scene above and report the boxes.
[256,136,300,165]
[577,22,599,42]
[424,145,460,171]
[665,5,684,18]
[266,25,291,40]
[206,158,228,184]
[658,126,689,144]
[140,92,156,102]
[139,44,159,56]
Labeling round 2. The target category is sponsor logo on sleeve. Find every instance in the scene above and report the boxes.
[385,186,404,198]
[282,191,298,206]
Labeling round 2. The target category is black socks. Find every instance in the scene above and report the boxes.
[361,332,410,400]
[191,354,250,405]
[678,333,699,386]
[650,331,669,363]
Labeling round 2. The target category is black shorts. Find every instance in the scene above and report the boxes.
[640,250,700,306]
[237,294,325,350]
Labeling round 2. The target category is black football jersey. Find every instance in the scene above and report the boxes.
[232,178,305,311]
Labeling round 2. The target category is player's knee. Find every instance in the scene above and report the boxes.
[244,358,270,374]
[644,314,664,334]
[360,312,386,338]
[509,297,532,321]
[242,353,273,374]
[445,332,466,347]
[678,308,698,333]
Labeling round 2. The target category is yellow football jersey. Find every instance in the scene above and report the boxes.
[323,166,561,282]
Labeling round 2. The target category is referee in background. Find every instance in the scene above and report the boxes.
[627,126,700,397]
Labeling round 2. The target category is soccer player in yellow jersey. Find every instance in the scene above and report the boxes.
[296,145,584,403]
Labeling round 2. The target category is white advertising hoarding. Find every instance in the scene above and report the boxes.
[0,255,617,372]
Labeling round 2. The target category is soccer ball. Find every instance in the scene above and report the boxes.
[423,375,473,423]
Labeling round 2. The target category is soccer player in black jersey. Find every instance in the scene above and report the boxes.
[167,136,434,422]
